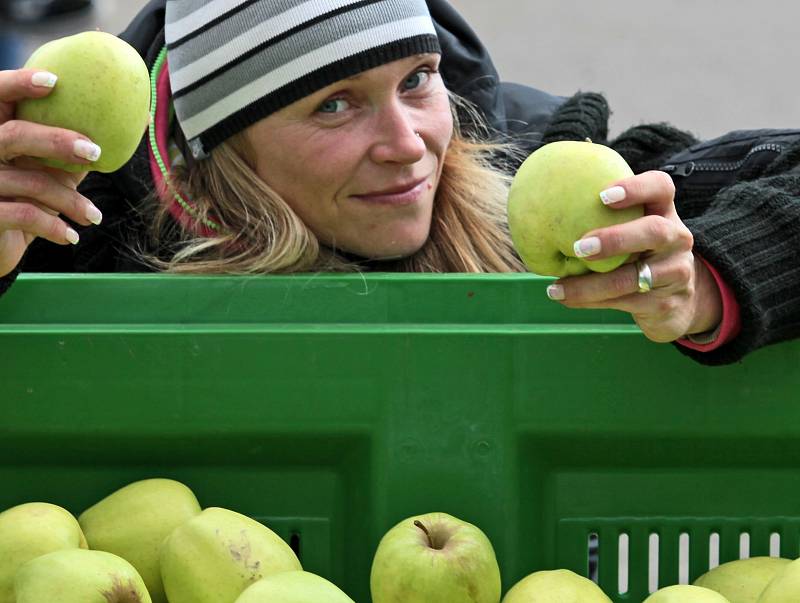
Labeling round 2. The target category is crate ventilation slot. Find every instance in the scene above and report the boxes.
[567,517,800,597]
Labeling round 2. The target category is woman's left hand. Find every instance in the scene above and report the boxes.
[547,170,723,343]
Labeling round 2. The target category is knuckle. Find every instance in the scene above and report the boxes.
[0,119,23,145]
[22,172,49,198]
[12,202,39,227]
[673,256,694,285]
[604,229,625,254]
[70,191,85,217]
[656,297,677,316]
[647,215,671,242]
[624,177,645,199]
[44,216,62,241]
[16,69,32,90]
[678,225,694,250]
[658,169,676,196]
[48,129,70,154]
[611,270,634,296]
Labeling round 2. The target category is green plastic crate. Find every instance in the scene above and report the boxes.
[1,273,799,602]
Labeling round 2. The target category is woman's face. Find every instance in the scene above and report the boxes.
[243,54,453,260]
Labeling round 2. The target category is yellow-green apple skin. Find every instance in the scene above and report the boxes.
[501,569,612,603]
[694,557,792,603]
[234,571,355,603]
[644,584,732,602]
[159,506,302,603]
[370,512,501,603]
[15,31,150,173]
[756,557,800,602]
[14,548,151,603]
[507,140,643,277]
[78,478,201,603]
[0,502,88,603]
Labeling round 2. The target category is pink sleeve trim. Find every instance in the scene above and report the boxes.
[677,255,742,352]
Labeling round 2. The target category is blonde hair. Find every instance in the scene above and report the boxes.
[142,95,526,274]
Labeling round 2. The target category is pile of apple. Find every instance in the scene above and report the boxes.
[0,478,351,603]
[2,477,799,602]
[372,514,800,602]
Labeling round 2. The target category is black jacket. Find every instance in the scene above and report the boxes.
[3,0,800,366]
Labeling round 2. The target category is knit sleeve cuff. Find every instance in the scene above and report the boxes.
[675,172,800,365]
[541,91,610,145]
[676,255,741,351]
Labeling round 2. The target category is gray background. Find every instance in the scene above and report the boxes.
[3,0,798,140]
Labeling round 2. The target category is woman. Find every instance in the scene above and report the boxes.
[0,0,798,366]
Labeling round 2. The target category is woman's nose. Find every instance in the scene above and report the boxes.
[368,106,426,165]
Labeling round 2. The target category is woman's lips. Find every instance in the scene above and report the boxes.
[352,177,428,206]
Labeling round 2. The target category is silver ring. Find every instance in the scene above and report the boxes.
[636,260,654,294]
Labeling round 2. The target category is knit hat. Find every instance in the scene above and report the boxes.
[164,0,441,160]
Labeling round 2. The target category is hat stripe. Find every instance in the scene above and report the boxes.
[167,0,368,50]
[170,0,388,99]
[166,0,258,47]
[168,0,415,95]
[177,16,435,142]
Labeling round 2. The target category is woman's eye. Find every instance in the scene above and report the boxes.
[402,70,431,91]
[317,98,350,114]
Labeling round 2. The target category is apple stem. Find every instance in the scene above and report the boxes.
[414,520,435,548]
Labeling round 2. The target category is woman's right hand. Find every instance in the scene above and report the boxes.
[0,68,104,277]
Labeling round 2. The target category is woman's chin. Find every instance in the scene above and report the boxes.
[366,238,429,261]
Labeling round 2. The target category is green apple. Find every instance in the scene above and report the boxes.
[370,511,501,603]
[502,569,612,602]
[644,584,731,602]
[756,557,800,602]
[234,570,354,603]
[0,501,88,603]
[14,548,151,603]
[79,478,202,603]
[160,506,302,603]
[15,30,150,173]
[694,557,792,603]
[507,140,643,277]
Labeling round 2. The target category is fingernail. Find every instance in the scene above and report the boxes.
[600,185,626,205]
[85,204,103,225]
[574,236,601,258]
[31,71,58,88]
[547,284,565,301]
[66,228,79,245]
[73,139,102,162]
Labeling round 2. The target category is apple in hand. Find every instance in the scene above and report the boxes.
[79,478,202,603]
[757,557,800,602]
[502,568,612,603]
[370,511,501,603]
[235,571,355,603]
[160,506,302,603]
[15,30,150,173]
[507,140,643,277]
[694,557,792,603]
[14,548,151,603]
[644,584,731,602]
[0,502,87,603]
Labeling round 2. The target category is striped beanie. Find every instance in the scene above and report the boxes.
[164,0,441,160]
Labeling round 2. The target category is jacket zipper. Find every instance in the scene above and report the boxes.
[661,143,783,177]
